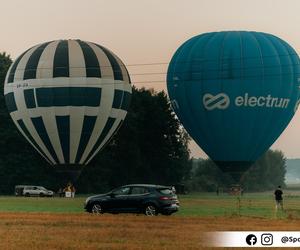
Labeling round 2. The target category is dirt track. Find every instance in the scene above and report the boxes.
[0,212,298,249]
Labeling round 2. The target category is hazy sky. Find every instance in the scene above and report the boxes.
[1,0,300,158]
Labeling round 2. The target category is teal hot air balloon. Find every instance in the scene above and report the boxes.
[4,39,131,181]
[167,31,300,181]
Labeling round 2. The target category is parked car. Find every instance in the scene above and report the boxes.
[84,184,179,216]
[17,185,54,197]
[15,185,27,196]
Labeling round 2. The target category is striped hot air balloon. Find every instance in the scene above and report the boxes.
[4,39,131,179]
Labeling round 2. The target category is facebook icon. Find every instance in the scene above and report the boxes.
[246,234,257,246]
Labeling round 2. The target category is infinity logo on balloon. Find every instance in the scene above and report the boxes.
[203,93,230,110]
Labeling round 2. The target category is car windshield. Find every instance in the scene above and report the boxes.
[157,188,173,195]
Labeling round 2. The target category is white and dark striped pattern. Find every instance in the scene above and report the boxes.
[4,39,132,167]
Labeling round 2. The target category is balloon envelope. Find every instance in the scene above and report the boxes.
[167,31,300,176]
[4,39,131,175]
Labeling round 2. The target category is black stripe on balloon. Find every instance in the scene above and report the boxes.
[23,42,51,80]
[4,92,17,113]
[121,92,132,111]
[84,117,116,164]
[36,87,101,107]
[53,40,69,77]
[24,89,36,108]
[16,119,51,163]
[112,90,124,109]
[56,116,70,163]
[7,48,32,83]
[112,90,131,111]
[93,43,123,80]
[75,116,97,164]
[100,120,123,150]
[31,117,59,163]
[77,40,101,78]
[123,64,131,83]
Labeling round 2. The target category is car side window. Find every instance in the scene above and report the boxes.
[113,187,130,195]
[130,187,148,195]
[157,188,173,195]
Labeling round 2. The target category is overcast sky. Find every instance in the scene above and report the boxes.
[1,0,300,158]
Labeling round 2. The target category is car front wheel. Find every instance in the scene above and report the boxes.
[91,203,103,214]
[144,204,157,216]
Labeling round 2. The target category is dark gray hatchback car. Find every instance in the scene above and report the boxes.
[84,184,179,216]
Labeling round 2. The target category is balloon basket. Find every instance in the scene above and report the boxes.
[54,165,83,187]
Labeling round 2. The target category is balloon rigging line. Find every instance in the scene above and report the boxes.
[6,70,300,87]
[10,60,300,74]
[8,50,300,70]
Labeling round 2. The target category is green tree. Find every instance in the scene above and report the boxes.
[0,52,12,83]
[188,149,287,192]
[78,87,191,192]
[0,52,57,193]
[242,150,286,191]
[186,159,232,192]
[0,53,191,194]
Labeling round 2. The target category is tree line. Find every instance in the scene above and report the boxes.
[0,52,286,194]
[187,150,286,192]
[0,52,191,194]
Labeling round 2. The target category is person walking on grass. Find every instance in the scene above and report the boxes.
[274,185,283,211]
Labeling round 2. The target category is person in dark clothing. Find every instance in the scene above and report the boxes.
[58,188,64,197]
[274,185,283,210]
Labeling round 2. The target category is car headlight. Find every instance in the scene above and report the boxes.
[85,197,91,204]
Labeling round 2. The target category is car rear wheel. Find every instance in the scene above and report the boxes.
[144,204,157,216]
[25,193,30,197]
[91,203,103,214]
[39,193,44,197]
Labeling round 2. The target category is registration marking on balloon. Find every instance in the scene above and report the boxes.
[16,82,29,88]
[203,93,291,111]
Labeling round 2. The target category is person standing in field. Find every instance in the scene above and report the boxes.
[58,187,64,197]
[274,185,283,211]
[64,183,72,198]
[70,184,76,198]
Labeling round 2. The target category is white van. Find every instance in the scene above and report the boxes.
[19,186,54,197]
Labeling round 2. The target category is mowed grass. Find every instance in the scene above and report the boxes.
[1,191,299,218]
[0,192,299,249]
[0,196,85,213]
[179,191,300,218]
[178,192,278,218]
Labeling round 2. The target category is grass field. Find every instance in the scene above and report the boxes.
[1,191,300,249]
[2,191,300,218]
